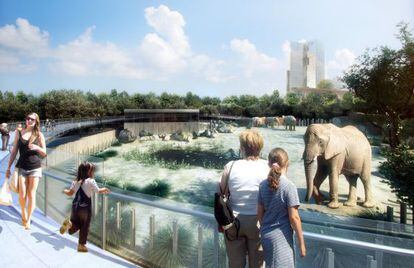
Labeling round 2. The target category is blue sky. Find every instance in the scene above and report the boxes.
[0,0,413,97]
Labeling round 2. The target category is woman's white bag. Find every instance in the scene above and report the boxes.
[9,171,19,193]
[0,177,13,206]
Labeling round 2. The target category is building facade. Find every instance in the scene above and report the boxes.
[287,40,325,91]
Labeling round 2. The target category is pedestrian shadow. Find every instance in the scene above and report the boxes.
[31,231,71,251]
[0,206,21,225]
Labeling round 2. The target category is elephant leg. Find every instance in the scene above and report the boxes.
[344,175,358,207]
[360,167,375,208]
[327,170,340,209]
[313,167,328,205]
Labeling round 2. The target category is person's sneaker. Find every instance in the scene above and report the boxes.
[59,218,72,234]
[77,244,88,252]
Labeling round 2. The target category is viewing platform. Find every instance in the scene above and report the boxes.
[0,151,138,267]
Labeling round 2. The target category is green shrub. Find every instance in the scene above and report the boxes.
[104,177,124,188]
[146,224,195,268]
[123,181,142,192]
[379,145,414,207]
[93,149,118,160]
[355,208,387,221]
[141,179,171,197]
[112,140,122,147]
[368,136,382,146]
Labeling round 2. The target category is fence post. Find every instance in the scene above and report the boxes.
[366,255,377,268]
[400,203,407,224]
[198,225,203,268]
[172,220,178,256]
[101,195,108,250]
[94,192,99,217]
[44,175,48,216]
[130,209,136,248]
[214,228,219,268]
[325,248,334,268]
[116,201,121,230]
[149,214,155,252]
[386,206,394,222]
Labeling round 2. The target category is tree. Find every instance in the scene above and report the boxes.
[284,92,301,106]
[342,23,414,148]
[317,79,335,89]
[184,92,203,108]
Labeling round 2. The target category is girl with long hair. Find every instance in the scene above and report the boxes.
[6,112,47,229]
[60,162,110,252]
[257,148,306,267]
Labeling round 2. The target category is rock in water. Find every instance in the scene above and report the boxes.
[118,129,137,143]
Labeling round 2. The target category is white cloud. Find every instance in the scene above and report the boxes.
[0,18,49,57]
[52,26,146,78]
[138,5,191,76]
[190,54,233,83]
[0,49,37,73]
[327,48,356,76]
[230,38,280,78]
[144,5,190,57]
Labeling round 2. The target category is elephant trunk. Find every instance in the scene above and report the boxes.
[304,159,315,202]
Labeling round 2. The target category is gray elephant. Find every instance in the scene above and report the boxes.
[303,124,374,209]
[283,115,296,131]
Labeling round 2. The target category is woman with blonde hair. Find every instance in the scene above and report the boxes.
[6,112,47,229]
[218,129,269,268]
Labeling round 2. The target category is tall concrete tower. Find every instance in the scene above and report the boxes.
[288,40,325,92]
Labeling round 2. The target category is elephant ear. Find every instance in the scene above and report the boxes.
[324,133,345,160]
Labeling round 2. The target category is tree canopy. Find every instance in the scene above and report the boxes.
[342,22,414,148]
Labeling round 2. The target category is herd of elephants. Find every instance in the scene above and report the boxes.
[252,115,297,130]
[251,117,375,210]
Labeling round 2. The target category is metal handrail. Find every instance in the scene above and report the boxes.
[42,169,414,259]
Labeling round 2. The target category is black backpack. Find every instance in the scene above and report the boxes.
[72,181,91,212]
[214,161,240,240]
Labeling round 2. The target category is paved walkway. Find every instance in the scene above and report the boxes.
[0,152,138,268]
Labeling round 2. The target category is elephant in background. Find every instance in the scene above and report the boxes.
[265,117,276,128]
[275,116,284,127]
[283,115,296,131]
[252,117,266,127]
[303,124,374,209]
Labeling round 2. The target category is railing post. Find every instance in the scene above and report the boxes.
[400,203,407,224]
[172,220,178,256]
[149,214,155,251]
[44,175,48,216]
[375,234,384,268]
[214,228,219,268]
[197,225,203,268]
[325,248,334,268]
[116,201,121,230]
[366,255,377,268]
[94,192,99,217]
[101,195,108,250]
[386,206,394,222]
[130,208,136,248]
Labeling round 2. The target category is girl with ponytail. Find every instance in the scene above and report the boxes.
[257,148,306,267]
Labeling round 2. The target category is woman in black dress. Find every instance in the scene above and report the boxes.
[6,113,47,229]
